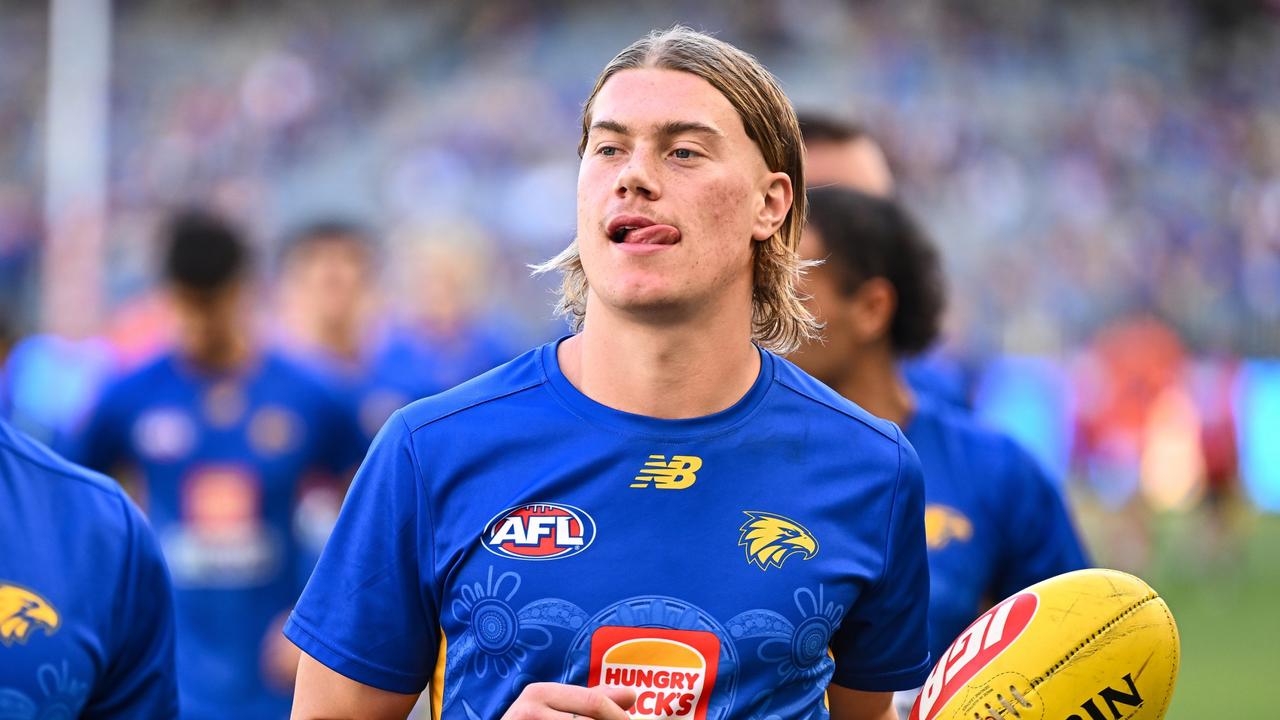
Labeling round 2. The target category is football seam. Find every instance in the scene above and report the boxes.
[1027,590,1159,694]
[1150,596,1179,718]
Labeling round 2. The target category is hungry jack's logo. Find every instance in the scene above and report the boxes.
[590,627,720,720]
[631,455,702,490]
[738,511,819,570]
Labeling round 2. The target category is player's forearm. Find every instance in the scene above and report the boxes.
[827,685,898,720]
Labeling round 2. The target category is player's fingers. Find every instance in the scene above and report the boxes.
[593,685,636,715]
[505,682,633,720]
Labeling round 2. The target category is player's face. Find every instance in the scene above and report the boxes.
[790,226,857,383]
[577,68,792,323]
[804,137,893,197]
[288,238,372,327]
[171,282,248,364]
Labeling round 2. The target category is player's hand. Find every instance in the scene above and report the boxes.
[500,682,636,720]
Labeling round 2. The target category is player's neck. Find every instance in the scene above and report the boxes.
[180,330,253,373]
[831,346,915,428]
[313,320,362,362]
[559,307,760,420]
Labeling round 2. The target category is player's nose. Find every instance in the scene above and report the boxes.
[615,149,661,200]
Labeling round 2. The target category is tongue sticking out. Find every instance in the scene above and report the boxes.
[624,225,681,245]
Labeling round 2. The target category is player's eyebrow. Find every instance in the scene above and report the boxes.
[589,119,630,136]
[588,119,725,141]
[656,120,724,141]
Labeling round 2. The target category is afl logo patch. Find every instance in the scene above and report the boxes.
[482,502,596,561]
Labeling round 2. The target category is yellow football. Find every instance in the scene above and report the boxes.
[909,568,1180,720]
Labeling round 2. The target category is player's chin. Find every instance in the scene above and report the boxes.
[599,281,691,317]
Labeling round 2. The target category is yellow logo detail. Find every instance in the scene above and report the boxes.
[631,455,702,490]
[924,505,973,550]
[738,511,819,571]
[0,583,60,647]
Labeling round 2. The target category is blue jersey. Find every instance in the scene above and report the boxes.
[0,417,177,718]
[901,353,970,411]
[287,340,931,719]
[408,322,516,397]
[281,328,440,444]
[72,351,364,719]
[904,397,1088,662]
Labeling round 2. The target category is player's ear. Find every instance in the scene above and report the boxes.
[752,171,792,242]
[852,277,897,343]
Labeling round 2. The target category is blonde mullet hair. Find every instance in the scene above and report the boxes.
[533,26,818,354]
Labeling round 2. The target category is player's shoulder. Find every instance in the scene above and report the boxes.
[260,350,347,399]
[914,398,1050,485]
[0,419,138,531]
[770,352,904,445]
[397,344,545,432]
[98,352,177,396]
[78,354,177,424]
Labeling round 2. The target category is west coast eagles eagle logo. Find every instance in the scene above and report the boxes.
[738,511,819,571]
[0,583,60,646]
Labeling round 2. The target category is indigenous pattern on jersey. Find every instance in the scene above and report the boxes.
[904,395,1088,663]
[287,340,931,719]
[73,351,364,720]
[0,418,177,718]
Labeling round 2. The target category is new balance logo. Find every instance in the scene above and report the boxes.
[631,455,702,490]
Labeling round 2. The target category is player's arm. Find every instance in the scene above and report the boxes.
[990,442,1090,599]
[293,655,636,720]
[83,490,178,716]
[828,686,898,720]
[828,431,932,714]
[292,653,419,720]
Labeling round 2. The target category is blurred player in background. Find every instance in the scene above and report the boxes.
[797,114,895,198]
[799,113,972,410]
[287,26,930,720]
[72,209,364,720]
[790,186,1089,715]
[1,415,177,717]
[392,222,518,395]
[275,219,435,443]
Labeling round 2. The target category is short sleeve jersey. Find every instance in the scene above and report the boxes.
[0,417,177,718]
[904,396,1088,662]
[72,351,365,719]
[287,340,931,719]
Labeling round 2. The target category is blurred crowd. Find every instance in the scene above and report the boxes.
[2,0,1280,520]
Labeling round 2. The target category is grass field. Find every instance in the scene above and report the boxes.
[1122,508,1280,717]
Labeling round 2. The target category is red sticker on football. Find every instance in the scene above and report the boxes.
[911,592,1039,720]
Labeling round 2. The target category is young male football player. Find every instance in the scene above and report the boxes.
[287,27,931,720]
[789,187,1088,713]
[73,210,364,719]
[0,416,176,717]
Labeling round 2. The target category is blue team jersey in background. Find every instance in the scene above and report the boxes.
[0,417,177,718]
[287,340,931,720]
[73,351,364,719]
[280,327,439,445]
[904,396,1088,662]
